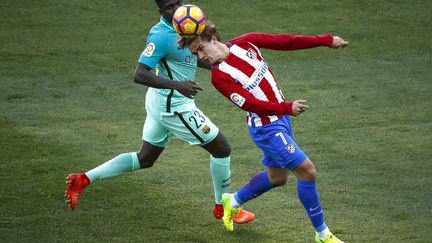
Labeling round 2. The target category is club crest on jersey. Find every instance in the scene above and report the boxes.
[202,124,211,134]
[143,42,155,57]
[287,144,295,154]
[246,48,258,59]
[230,93,246,107]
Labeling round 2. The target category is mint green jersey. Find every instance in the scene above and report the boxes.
[138,17,198,113]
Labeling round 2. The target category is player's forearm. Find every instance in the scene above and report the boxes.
[133,68,178,89]
[241,100,294,116]
[274,34,334,50]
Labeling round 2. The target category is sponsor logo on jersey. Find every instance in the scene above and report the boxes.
[230,93,246,107]
[245,62,268,92]
[142,42,155,57]
[287,144,295,154]
[202,124,211,134]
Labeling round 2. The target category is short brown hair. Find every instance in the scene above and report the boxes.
[178,21,221,49]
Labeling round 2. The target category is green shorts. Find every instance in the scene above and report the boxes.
[142,104,219,147]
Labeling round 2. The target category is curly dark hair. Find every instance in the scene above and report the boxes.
[154,0,168,8]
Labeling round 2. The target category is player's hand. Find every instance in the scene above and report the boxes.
[175,81,203,99]
[291,99,309,116]
[332,36,349,48]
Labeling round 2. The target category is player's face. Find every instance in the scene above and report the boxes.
[189,36,224,65]
[159,0,183,23]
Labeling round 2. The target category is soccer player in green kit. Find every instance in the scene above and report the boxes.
[65,0,255,224]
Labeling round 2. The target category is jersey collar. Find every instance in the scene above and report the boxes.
[160,16,174,30]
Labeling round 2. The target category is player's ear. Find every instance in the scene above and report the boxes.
[211,35,218,43]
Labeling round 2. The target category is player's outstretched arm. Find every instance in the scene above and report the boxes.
[133,63,203,99]
[332,36,349,48]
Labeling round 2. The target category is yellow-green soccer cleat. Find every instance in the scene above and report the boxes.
[221,193,241,231]
[315,233,344,243]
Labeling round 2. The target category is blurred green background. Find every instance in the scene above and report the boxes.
[1,0,431,242]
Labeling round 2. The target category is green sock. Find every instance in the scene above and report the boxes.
[210,155,231,204]
[85,152,141,183]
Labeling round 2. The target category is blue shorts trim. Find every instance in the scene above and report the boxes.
[248,115,308,170]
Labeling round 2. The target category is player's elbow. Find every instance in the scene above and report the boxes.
[133,72,141,84]
[133,63,151,85]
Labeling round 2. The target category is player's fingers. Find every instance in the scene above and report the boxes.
[190,82,203,91]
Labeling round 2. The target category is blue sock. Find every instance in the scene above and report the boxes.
[297,180,325,230]
[234,170,274,205]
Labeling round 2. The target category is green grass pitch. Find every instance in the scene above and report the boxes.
[1,0,431,242]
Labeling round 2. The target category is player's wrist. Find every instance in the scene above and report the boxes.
[323,34,334,48]
[285,102,294,116]
[161,78,179,90]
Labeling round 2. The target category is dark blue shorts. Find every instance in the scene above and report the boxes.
[248,115,308,170]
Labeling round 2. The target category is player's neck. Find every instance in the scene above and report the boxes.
[217,42,230,62]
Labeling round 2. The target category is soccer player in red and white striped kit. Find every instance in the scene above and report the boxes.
[181,23,348,243]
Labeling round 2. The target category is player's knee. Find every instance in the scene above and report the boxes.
[269,174,288,187]
[295,159,318,181]
[271,177,288,187]
[137,153,156,168]
[204,134,231,158]
[304,166,317,181]
[218,141,231,157]
[212,133,231,157]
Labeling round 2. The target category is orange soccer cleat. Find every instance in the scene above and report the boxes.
[65,173,90,210]
[213,203,256,224]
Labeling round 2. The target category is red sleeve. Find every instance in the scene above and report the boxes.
[230,32,333,51]
[211,69,293,116]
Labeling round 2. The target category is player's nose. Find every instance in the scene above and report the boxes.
[198,52,204,60]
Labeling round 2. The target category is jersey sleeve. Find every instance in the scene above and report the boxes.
[138,33,169,69]
[231,32,333,51]
[211,69,293,116]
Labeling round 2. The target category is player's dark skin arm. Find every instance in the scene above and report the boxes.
[133,63,203,98]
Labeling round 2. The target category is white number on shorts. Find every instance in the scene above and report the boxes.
[275,132,288,145]
[189,111,206,129]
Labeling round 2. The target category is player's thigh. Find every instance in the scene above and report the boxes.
[161,108,219,146]
[142,112,172,147]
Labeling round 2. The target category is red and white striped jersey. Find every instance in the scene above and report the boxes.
[211,32,333,127]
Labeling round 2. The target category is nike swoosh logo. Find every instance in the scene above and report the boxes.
[222,183,231,188]
[222,177,231,183]
[309,204,320,211]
